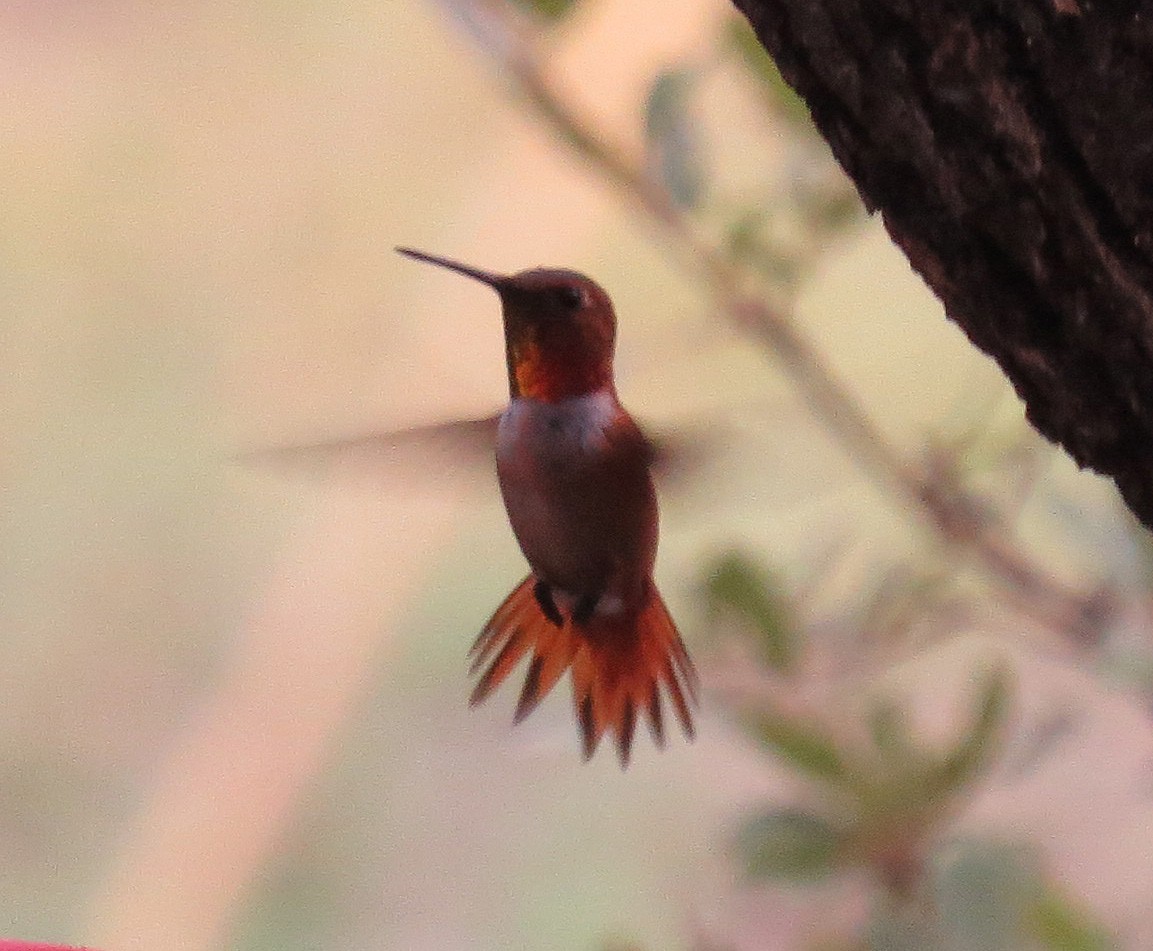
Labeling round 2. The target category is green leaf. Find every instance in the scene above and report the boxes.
[1028,888,1116,951]
[753,709,852,788]
[643,68,706,209]
[805,188,863,236]
[738,809,845,882]
[509,0,580,22]
[930,667,1011,794]
[725,17,812,129]
[867,698,924,770]
[932,839,1038,951]
[704,551,797,672]
[724,208,800,286]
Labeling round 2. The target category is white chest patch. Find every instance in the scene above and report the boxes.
[497,391,617,460]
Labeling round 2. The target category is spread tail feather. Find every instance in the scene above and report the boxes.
[469,575,697,766]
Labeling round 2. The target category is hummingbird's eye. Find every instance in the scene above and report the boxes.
[555,285,585,310]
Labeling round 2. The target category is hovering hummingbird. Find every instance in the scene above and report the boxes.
[397,247,697,765]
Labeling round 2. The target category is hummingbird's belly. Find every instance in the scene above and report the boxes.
[496,394,656,607]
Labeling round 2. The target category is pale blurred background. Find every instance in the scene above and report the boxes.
[2,1,1151,949]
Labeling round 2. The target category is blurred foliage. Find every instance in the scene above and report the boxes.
[724,17,812,129]
[752,708,854,789]
[704,551,797,672]
[644,68,707,210]
[738,661,1010,883]
[509,0,580,23]
[640,13,865,290]
[739,809,846,882]
[711,548,1115,949]
[865,839,1120,951]
[932,840,1040,950]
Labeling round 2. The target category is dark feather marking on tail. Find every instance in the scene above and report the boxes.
[470,584,536,674]
[468,621,510,675]
[579,693,597,760]
[468,639,492,676]
[470,627,530,706]
[647,681,665,747]
[513,654,544,723]
[468,627,494,670]
[533,579,564,627]
[470,597,516,657]
[617,699,636,766]
[468,619,506,674]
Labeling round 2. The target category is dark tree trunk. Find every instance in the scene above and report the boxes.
[731,0,1153,528]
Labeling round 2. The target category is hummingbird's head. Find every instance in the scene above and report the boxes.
[397,248,617,403]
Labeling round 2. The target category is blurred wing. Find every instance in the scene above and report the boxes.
[244,410,731,494]
[641,416,732,493]
[239,413,501,479]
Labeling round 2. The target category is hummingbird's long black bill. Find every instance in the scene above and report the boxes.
[395,247,505,288]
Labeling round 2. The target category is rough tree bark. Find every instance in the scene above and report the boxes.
[731,0,1153,528]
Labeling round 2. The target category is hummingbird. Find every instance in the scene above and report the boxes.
[397,247,697,765]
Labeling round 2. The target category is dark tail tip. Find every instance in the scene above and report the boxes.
[579,693,598,761]
[615,700,637,768]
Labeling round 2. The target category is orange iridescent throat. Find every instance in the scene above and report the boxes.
[508,338,611,402]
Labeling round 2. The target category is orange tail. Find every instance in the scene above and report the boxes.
[469,576,697,765]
